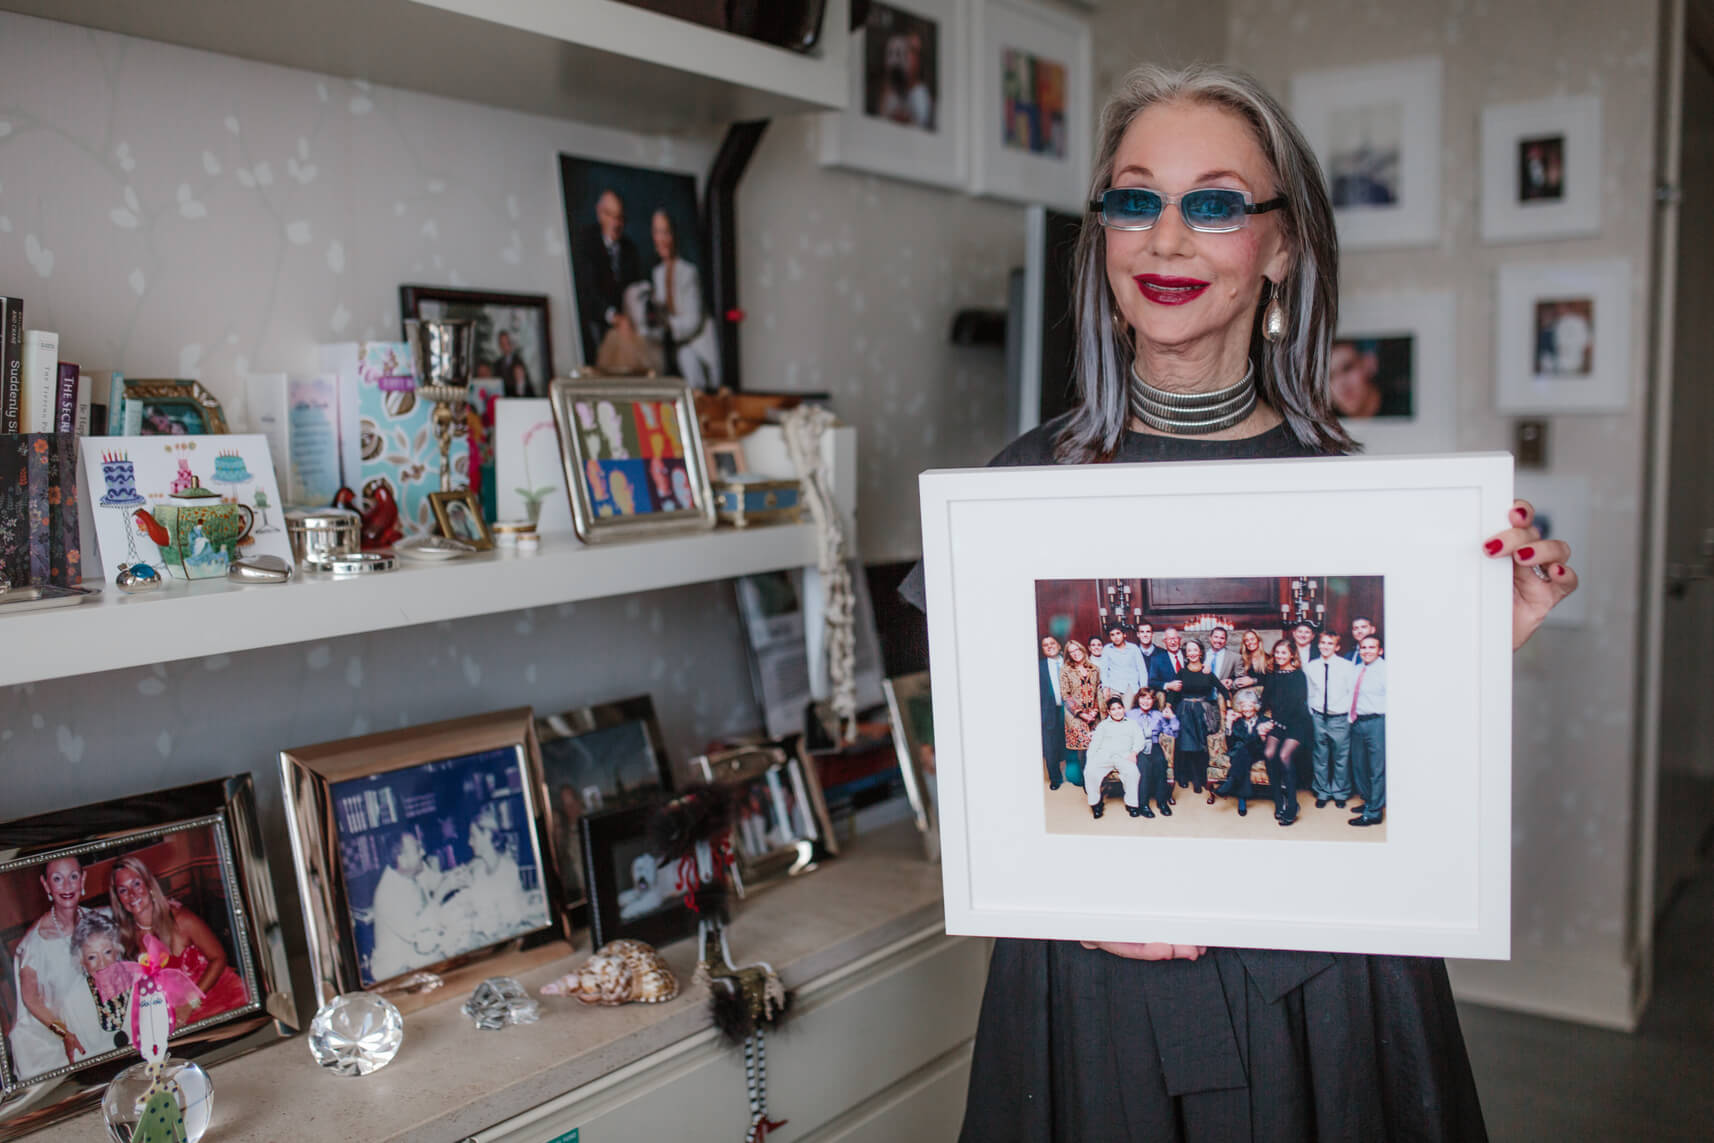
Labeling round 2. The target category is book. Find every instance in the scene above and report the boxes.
[54,362,78,435]
[75,371,93,437]
[0,297,21,434]
[21,329,59,433]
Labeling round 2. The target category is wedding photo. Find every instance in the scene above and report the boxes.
[1035,575,1389,842]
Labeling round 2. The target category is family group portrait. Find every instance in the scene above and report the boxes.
[0,825,256,1088]
[1036,575,1389,841]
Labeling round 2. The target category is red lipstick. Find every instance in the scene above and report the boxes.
[1134,273,1210,306]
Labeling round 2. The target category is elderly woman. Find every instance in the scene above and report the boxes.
[9,856,107,1078]
[110,855,250,1020]
[949,63,1576,1141]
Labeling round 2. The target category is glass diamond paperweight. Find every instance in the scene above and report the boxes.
[308,991,404,1076]
[102,1058,213,1143]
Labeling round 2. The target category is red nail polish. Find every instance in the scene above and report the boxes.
[1517,546,1535,560]
[1484,539,1502,555]
[1554,565,1566,577]
[1512,506,1527,520]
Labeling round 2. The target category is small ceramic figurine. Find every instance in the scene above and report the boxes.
[541,939,679,1006]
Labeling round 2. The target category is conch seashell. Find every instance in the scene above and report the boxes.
[542,939,679,1006]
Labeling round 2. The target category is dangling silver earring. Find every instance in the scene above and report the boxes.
[1262,280,1286,343]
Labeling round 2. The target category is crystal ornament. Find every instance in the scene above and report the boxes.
[101,1059,213,1143]
[308,991,403,1076]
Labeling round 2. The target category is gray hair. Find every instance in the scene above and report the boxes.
[73,908,122,952]
[1055,62,1354,462]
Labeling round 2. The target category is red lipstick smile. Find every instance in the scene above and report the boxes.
[1134,274,1210,305]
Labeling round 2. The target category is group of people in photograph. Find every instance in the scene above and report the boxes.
[1039,616,1388,829]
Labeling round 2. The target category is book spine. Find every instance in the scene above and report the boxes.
[55,363,78,436]
[22,329,59,434]
[0,297,21,434]
[74,372,93,437]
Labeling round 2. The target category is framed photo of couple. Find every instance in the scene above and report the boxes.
[918,453,1514,958]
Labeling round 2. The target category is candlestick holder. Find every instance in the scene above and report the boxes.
[404,318,474,492]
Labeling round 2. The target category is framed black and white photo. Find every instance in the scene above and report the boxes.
[579,801,699,951]
[693,744,838,896]
[1494,259,1632,414]
[280,709,564,1003]
[820,0,969,190]
[0,778,293,1135]
[968,0,1091,209]
[1333,289,1456,453]
[428,488,493,550]
[400,285,554,398]
[919,454,1514,957]
[1292,56,1442,250]
[534,696,675,923]
[1479,95,1601,243]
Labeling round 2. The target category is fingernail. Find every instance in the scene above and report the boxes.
[1512,506,1527,521]
[1517,546,1535,560]
[1554,564,1566,577]
[1484,539,1503,555]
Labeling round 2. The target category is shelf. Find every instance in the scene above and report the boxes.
[3,523,818,688]
[7,0,849,135]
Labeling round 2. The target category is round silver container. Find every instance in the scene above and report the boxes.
[286,508,362,569]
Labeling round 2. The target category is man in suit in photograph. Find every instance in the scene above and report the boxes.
[1097,623,1147,713]
[1138,622,1175,693]
[1039,635,1066,790]
[1207,626,1244,690]
[1348,634,1388,827]
[1347,616,1378,663]
[1161,626,1188,676]
[575,188,643,360]
[1305,629,1358,808]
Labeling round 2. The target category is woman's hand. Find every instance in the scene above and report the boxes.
[60,1029,84,1064]
[1164,680,1183,691]
[1485,500,1577,650]
[1081,940,1206,961]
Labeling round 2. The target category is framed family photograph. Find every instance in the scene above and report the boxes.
[1291,56,1443,249]
[548,376,717,544]
[280,709,564,1005]
[918,453,1514,957]
[534,696,675,924]
[400,285,554,398]
[0,777,293,1137]
[694,744,838,897]
[1479,94,1602,243]
[968,0,1092,209]
[1493,258,1633,413]
[820,0,969,190]
[1332,289,1456,453]
[428,488,493,550]
[579,801,699,952]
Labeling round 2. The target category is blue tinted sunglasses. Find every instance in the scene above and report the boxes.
[1089,187,1286,233]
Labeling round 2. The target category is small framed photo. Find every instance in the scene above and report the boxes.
[820,0,969,190]
[119,378,230,435]
[548,376,717,544]
[579,800,699,951]
[883,672,939,861]
[693,744,838,897]
[400,285,554,398]
[0,778,293,1133]
[280,709,564,1003]
[968,0,1092,210]
[534,696,675,924]
[920,453,1514,957]
[703,439,750,482]
[1494,258,1633,414]
[428,488,493,550]
[1333,289,1456,453]
[1292,56,1443,249]
[1479,95,1601,243]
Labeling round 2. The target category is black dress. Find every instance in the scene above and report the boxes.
[938,417,1488,1143]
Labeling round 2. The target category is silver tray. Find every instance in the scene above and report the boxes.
[0,584,101,614]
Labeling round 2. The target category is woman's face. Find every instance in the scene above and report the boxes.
[114,866,153,925]
[652,212,676,260]
[1274,643,1293,668]
[1242,631,1260,652]
[1185,642,1203,665]
[41,859,83,912]
[469,822,497,861]
[80,934,124,976]
[1104,100,1291,366]
[1068,643,1086,664]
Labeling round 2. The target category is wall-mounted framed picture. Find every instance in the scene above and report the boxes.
[548,376,717,544]
[883,672,939,862]
[968,0,1092,210]
[1291,56,1443,250]
[280,708,565,1006]
[820,0,969,191]
[1479,94,1602,243]
[0,777,294,1136]
[1494,258,1632,414]
[400,285,554,398]
[428,488,493,550]
[692,744,838,896]
[534,696,675,926]
[579,800,700,951]
[919,453,1515,957]
[1333,289,1457,453]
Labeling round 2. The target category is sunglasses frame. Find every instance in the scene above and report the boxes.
[1089,187,1287,233]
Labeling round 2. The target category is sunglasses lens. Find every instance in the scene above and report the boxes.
[1104,188,1162,228]
[1181,189,1247,230]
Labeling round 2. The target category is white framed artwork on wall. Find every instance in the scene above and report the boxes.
[1333,289,1457,453]
[1291,56,1443,250]
[1479,94,1602,243]
[968,0,1092,209]
[820,0,969,190]
[1494,258,1633,414]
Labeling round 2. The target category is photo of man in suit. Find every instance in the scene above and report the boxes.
[1306,630,1359,809]
[1206,626,1244,690]
[1039,635,1065,790]
[1347,617,1377,663]
[1160,626,1188,676]
[1138,622,1174,693]
[575,189,643,362]
[1348,634,1387,827]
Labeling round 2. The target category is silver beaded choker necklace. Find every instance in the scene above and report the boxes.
[1129,362,1258,435]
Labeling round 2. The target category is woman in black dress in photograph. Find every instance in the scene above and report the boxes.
[927,61,1579,1142]
[1259,639,1313,825]
[1163,638,1224,800]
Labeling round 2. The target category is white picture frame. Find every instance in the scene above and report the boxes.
[1292,56,1443,250]
[1494,258,1633,414]
[820,0,969,191]
[919,453,1515,958]
[1479,95,1602,243]
[1334,289,1457,453]
[968,0,1092,209]
[1514,473,1590,627]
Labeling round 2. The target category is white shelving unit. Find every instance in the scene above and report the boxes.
[6,0,850,134]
